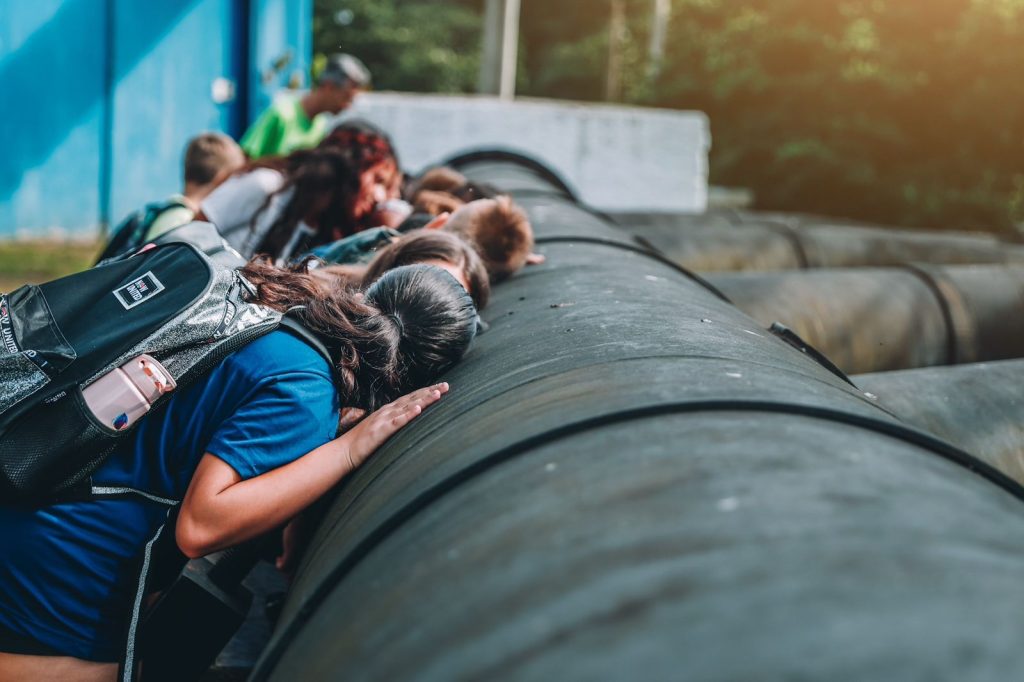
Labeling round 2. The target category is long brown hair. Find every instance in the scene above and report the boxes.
[245,148,360,260]
[240,257,476,410]
[363,229,490,309]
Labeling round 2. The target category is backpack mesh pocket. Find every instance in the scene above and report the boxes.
[0,387,122,502]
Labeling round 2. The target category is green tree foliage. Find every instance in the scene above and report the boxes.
[313,0,482,93]
[645,0,1024,230]
[517,0,616,100]
[315,0,1024,231]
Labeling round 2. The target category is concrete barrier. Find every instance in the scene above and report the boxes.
[340,92,710,213]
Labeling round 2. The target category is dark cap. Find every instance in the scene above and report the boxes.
[320,53,372,88]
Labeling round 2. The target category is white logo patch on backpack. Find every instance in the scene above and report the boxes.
[113,272,165,310]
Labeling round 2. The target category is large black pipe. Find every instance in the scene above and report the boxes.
[855,360,1024,485]
[609,209,872,230]
[622,214,1024,272]
[252,152,1024,681]
[441,149,578,201]
[706,264,1024,374]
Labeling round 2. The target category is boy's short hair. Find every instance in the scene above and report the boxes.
[410,167,467,196]
[444,196,533,283]
[184,132,245,186]
[411,189,465,216]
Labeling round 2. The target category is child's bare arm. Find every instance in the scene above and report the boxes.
[175,383,449,558]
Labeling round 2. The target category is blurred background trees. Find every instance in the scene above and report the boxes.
[313,0,482,92]
[315,0,1024,232]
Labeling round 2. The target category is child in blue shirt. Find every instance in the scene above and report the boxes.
[0,261,477,681]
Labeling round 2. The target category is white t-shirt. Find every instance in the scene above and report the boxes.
[201,168,290,258]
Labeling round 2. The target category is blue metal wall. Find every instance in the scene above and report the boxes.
[250,0,314,119]
[0,0,106,236]
[0,0,311,238]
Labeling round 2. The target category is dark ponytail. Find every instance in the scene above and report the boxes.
[364,264,478,393]
[239,258,475,411]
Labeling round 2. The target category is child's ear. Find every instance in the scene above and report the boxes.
[424,213,451,230]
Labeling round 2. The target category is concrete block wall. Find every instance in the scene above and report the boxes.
[343,93,710,213]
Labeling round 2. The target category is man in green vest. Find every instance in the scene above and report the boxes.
[241,53,371,159]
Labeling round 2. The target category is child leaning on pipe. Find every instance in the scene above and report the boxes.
[0,261,477,680]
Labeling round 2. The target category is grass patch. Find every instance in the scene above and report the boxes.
[0,240,101,292]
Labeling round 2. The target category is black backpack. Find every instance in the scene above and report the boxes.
[0,241,329,504]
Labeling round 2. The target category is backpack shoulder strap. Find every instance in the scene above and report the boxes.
[277,314,333,368]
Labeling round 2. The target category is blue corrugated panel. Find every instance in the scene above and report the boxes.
[108,0,246,226]
[249,0,313,121]
[0,0,106,237]
[0,0,311,239]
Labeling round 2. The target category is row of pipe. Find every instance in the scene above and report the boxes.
[855,360,1024,485]
[251,152,1024,681]
[609,170,1024,475]
[706,264,1024,374]
[619,212,1024,272]
[603,179,1024,468]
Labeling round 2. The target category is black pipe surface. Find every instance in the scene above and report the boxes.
[624,215,1024,272]
[252,153,1024,682]
[706,265,1024,374]
[855,360,1024,484]
[441,149,578,201]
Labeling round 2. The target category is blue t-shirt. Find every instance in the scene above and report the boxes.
[0,331,339,661]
